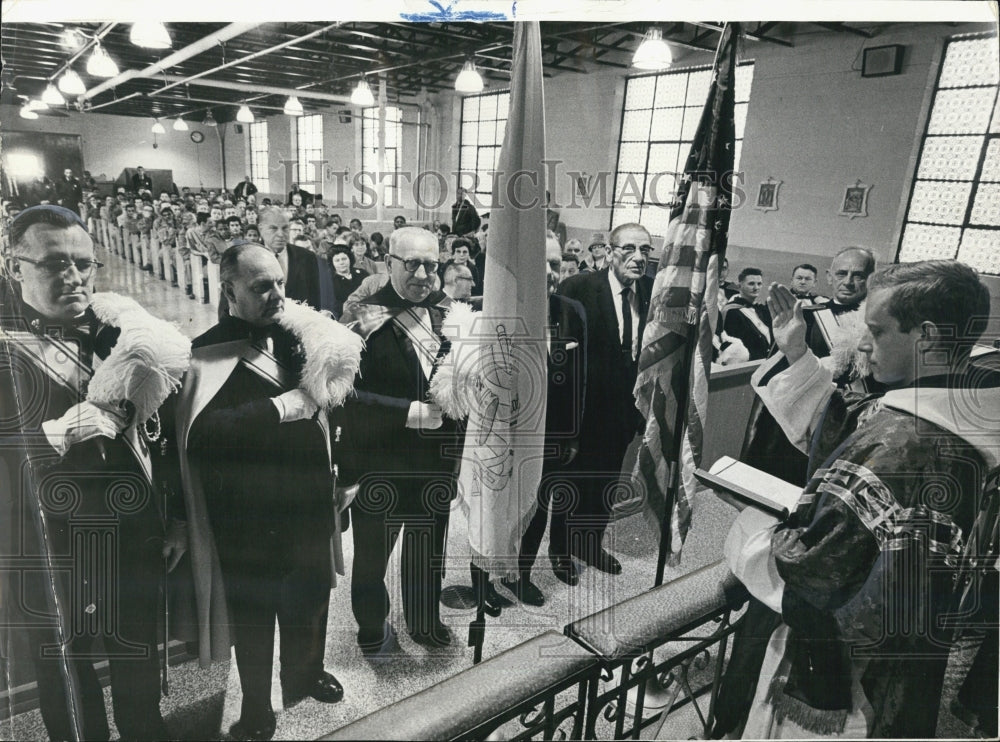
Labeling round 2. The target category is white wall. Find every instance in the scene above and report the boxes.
[1,104,245,191]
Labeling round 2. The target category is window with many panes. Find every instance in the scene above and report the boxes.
[897,34,1000,275]
[612,63,754,237]
[459,90,510,211]
[361,106,403,207]
[248,121,269,193]
[296,114,323,187]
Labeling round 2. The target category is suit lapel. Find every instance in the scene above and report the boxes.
[594,272,619,350]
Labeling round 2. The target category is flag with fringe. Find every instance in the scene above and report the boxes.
[633,23,740,571]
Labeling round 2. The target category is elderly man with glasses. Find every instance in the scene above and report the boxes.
[555,223,654,582]
[333,226,461,654]
[0,205,188,741]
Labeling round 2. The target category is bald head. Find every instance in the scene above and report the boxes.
[828,246,876,305]
[220,243,286,326]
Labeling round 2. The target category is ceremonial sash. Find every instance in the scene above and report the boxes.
[393,307,442,382]
[1,327,153,483]
[811,306,839,352]
[739,307,772,342]
[239,341,295,393]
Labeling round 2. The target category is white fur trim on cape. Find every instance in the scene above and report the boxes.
[817,303,871,381]
[718,332,750,365]
[276,300,363,410]
[429,301,480,420]
[87,292,191,423]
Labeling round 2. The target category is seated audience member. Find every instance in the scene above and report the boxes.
[719,260,998,739]
[563,238,583,264]
[450,237,481,296]
[226,215,244,246]
[338,273,390,325]
[441,262,474,302]
[790,263,825,302]
[348,234,379,275]
[722,267,772,360]
[392,215,407,231]
[187,210,228,265]
[584,234,610,272]
[560,252,580,283]
[245,225,261,244]
[329,248,369,318]
[717,256,740,311]
[349,218,364,235]
[369,231,386,256]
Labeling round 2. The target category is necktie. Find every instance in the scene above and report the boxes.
[621,286,633,359]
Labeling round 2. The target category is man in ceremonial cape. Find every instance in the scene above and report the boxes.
[173,243,360,741]
[334,227,461,652]
[0,205,188,741]
[722,260,999,738]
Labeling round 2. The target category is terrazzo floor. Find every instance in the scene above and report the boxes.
[0,246,980,740]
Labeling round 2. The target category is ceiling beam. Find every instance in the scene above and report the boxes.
[812,22,876,38]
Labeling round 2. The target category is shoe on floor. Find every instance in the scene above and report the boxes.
[501,576,545,607]
[229,711,276,741]
[357,621,395,655]
[549,554,580,586]
[408,621,453,649]
[282,670,344,708]
[577,548,622,575]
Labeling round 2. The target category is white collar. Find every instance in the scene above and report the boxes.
[607,269,632,296]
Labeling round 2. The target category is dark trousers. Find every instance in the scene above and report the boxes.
[219,550,331,721]
[561,439,633,558]
[350,477,451,635]
[28,541,165,742]
[518,463,572,572]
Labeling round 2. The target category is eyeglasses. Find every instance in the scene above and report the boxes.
[388,254,438,274]
[613,243,652,257]
[17,256,104,277]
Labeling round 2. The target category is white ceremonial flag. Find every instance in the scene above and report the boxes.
[458,21,548,577]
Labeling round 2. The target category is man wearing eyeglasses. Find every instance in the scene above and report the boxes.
[0,205,186,741]
[555,223,654,580]
[334,226,460,653]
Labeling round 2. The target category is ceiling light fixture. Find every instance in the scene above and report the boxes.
[351,78,375,107]
[173,117,189,131]
[86,43,119,78]
[236,104,255,123]
[454,60,484,94]
[58,69,87,96]
[60,28,86,50]
[130,21,172,49]
[203,110,218,127]
[151,119,166,135]
[283,95,304,116]
[632,27,673,71]
[41,83,66,106]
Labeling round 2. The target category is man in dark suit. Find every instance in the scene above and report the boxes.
[53,168,83,215]
[131,165,153,195]
[556,222,653,579]
[501,235,587,604]
[335,227,460,652]
[288,183,313,206]
[722,267,772,361]
[256,207,321,307]
[451,186,481,236]
[234,175,258,201]
[0,206,186,741]
[180,244,345,741]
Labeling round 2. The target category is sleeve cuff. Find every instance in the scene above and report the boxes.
[271,396,286,423]
[41,419,70,457]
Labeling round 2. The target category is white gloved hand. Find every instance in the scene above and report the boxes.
[42,401,128,456]
[406,401,443,430]
[272,389,319,423]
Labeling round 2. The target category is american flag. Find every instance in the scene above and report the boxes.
[633,23,740,577]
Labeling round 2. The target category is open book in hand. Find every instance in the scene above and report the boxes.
[695,456,803,520]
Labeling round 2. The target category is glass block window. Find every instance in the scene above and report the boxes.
[611,63,754,236]
[248,121,269,194]
[296,114,323,187]
[361,106,403,207]
[898,34,1000,274]
[459,90,510,211]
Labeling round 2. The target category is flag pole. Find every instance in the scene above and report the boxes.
[634,22,740,586]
